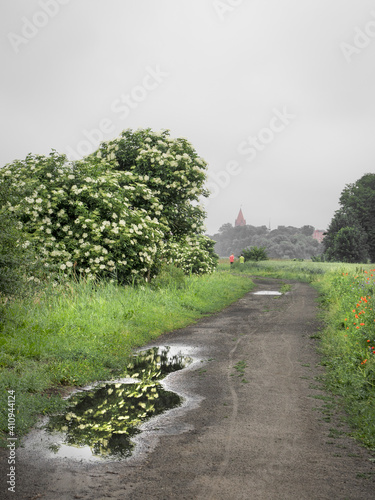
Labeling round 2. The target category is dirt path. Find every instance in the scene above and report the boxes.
[2,278,375,499]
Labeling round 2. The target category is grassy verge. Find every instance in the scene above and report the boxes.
[0,270,255,445]
[316,267,375,448]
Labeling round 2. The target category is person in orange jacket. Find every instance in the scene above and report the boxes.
[229,254,234,265]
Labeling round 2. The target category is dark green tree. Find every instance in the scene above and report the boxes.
[338,173,375,261]
[323,208,369,262]
[332,226,369,263]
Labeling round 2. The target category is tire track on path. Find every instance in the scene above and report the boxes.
[204,280,295,500]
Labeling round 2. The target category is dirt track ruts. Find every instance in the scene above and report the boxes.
[2,278,375,499]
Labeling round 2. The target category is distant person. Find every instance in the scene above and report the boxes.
[239,255,245,264]
[229,254,234,265]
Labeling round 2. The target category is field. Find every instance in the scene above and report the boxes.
[1,259,375,450]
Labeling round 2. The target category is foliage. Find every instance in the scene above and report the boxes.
[323,208,369,263]
[150,264,186,290]
[0,129,216,283]
[0,181,44,309]
[241,246,268,261]
[0,151,166,283]
[92,128,208,240]
[332,226,369,263]
[324,173,375,263]
[163,234,218,274]
[0,210,28,299]
[212,224,322,259]
[339,173,375,261]
[317,267,375,447]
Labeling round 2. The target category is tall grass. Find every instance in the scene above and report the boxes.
[316,267,375,447]
[0,270,255,444]
[226,259,355,281]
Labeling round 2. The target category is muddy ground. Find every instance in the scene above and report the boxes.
[2,278,375,499]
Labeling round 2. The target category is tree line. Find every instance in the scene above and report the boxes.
[210,224,322,259]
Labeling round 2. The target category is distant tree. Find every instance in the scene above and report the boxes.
[255,225,269,235]
[218,223,233,233]
[212,222,323,259]
[300,225,314,237]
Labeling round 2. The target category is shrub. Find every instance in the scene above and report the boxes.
[242,246,268,262]
[0,151,166,283]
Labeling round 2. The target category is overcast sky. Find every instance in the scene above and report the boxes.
[2,0,375,234]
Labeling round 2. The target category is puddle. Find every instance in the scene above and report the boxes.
[39,346,193,461]
[253,291,282,296]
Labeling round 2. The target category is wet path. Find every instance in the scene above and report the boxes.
[7,279,375,499]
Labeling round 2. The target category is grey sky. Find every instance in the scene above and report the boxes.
[2,0,375,234]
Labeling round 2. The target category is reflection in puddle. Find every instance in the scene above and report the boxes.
[45,347,192,460]
[253,291,282,296]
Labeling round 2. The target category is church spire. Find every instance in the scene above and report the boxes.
[235,208,246,227]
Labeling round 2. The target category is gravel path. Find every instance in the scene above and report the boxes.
[2,278,375,499]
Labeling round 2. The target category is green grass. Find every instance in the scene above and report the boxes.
[225,259,363,282]
[0,270,255,445]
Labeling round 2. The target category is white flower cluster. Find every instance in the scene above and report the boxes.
[162,235,218,275]
[0,151,166,282]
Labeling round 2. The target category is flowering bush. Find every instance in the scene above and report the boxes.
[0,151,166,282]
[92,128,209,239]
[163,234,218,275]
[0,129,217,283]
